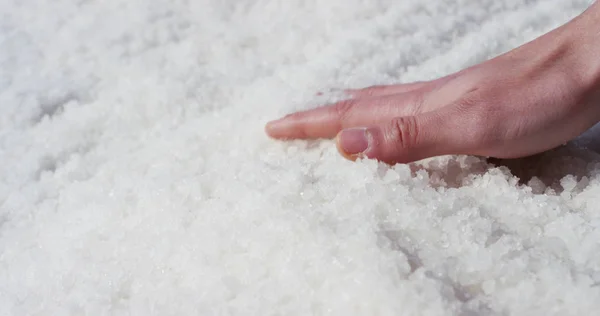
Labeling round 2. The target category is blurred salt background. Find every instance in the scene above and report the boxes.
[1,0,599,315]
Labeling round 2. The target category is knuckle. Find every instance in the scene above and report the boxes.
[281,111,311,138]
[455,95,503,145]
[285,111,307,124]
[386,116,419,150]
[410,91,426,114]
[286,111,304,120]
[332,99,356,121]
[455,89,482,112]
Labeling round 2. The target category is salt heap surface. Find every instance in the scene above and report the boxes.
[1,0,600,315]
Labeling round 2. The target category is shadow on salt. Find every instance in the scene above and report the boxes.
[408,122,600,195]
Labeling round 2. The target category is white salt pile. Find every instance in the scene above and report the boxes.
[2,0,600,315]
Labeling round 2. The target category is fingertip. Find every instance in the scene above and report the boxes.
[264,119,277,133]
[265,118,286,138]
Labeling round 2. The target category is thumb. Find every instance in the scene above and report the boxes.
[335,111,461,164]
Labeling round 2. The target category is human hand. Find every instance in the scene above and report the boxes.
[265,3,600,165]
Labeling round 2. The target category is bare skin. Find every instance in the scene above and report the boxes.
[265,1,600,165]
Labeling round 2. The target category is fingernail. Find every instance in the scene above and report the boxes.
[337,128,369,156]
